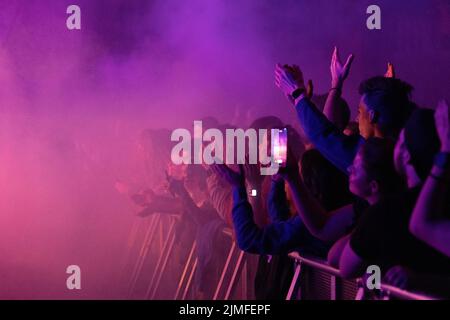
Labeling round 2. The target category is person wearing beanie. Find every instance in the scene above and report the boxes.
[338,108,450,297]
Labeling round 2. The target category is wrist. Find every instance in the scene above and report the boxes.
[292,90,306,105]
[441,144,450,153]
[331,79,343,90]
[291,87,305,99]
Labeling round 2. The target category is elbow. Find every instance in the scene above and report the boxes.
[236,239,250,252]
[409,218,426,241]
[339,262,361,279]
[236,241,257,254]
[408,220,420,238]
[235,235,255,253]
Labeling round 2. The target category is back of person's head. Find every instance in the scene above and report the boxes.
[200,116,220,131]
[359,137,402,195]
[301,149,353,211]
[286,125,305,162]
[249,116,284,131]
[358,76,415,139]
[403,108,441,180]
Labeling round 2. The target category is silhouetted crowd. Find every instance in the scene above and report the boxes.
[121,49,450,299]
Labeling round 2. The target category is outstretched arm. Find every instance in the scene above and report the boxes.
[211,164,305,255]
[284,169,355,242]
[275,64,364,173]
[272,147,355,243]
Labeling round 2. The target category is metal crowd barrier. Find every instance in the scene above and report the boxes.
[125,216,253,300]
[124,215,440,300]
[287,252,439,300]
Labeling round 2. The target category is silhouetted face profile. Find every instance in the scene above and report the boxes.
[357,96,373,139]
[348,151,372,199]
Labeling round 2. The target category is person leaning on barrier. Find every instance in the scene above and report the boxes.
[210,152,330,257]
[380,101,450,298]
[210,129,354,299]
[338,108,450,284]
[167,165,228,299]
[284,137,402,264]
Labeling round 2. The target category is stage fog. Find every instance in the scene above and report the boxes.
[0,0,448,299]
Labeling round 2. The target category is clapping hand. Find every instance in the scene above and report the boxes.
[275,64,306,104]
[330,46,354,89]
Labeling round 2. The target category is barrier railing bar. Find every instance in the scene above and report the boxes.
[330,275,337,300]
[286,260,302,300]
[380,283,438,301]
[127,214,160,297]
[224,250,246,300]
[174,240,197,300]
[182,258,199,300]
[213,241,236,300]
[145,218,177,298]
[149,226,178,299]
[289,251,439,301]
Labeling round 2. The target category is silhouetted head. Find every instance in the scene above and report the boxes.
[348,138,401,203]
[394,108,440,182]
[357,77,415,139]
[301,149,353,211]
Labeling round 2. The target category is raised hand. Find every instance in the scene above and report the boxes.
[211,163,245,187]
[435,99,450,152]
[275,63,305,104]
[384,62,395,78]
[330,46,354,89]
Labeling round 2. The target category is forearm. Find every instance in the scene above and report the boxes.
[410,165,450,255]
[294,97,362,173]
[247,182,266,227]
[231,186,266,253]
[151,196,182,213]
[175,188,209,225]
[267,179,290,222]
[231,185,300,255]
[323,88,343,128]
[285,173,330,239]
